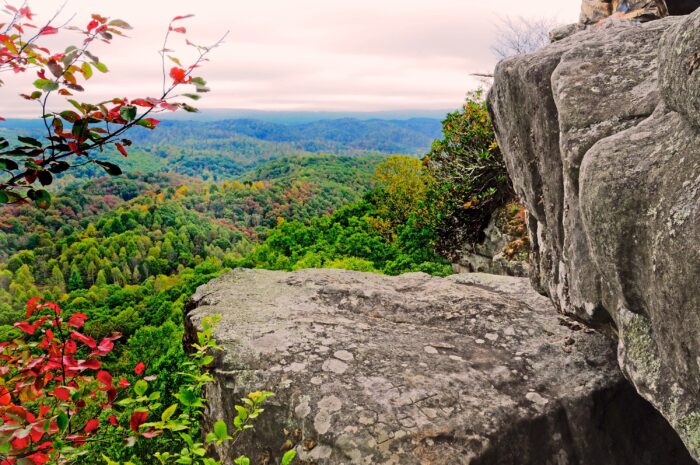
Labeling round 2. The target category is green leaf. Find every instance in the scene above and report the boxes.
[56,412,69,431]
[33,189,51,210]
[233,457,250,465]
[120,105,137,121]
[0,158,18,170]
[94,160,122,176]
[33,79,53,90]
[18,136,42,147]
[281,450,297,465]
[67,99,85,114]
[59,110,81,123]
[177,388,198,407]
[134,379,148,396]
[109,19,133,29]
[161,404,178,422]
[0,191,8,204]
[181,104,199,113]
[81,62,93,79]
[94,61,108,73]
[182,93,201,100]
[213,420,228,440]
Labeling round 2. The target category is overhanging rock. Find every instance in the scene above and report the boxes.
[489,9,700,461]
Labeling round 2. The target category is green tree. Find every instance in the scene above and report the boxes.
[68,264,84,291]
[424,91,514,258]
[49,265,66,294]
[371,155,431,229]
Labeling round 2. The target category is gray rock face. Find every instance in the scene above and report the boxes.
[489,10,700,460]
[186,268,694,465]
[452,215,529,277]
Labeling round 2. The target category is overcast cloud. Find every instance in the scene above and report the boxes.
[0,0,580,117]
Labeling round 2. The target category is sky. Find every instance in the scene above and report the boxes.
[0,0,580,117]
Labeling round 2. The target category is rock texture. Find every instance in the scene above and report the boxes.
[186,268,694,465]
[579,0,700,24]
[451,210,529,277]
[489,9,700,460]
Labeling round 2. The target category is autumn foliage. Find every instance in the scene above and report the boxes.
[0,3,223,209]
[0,298,151,464]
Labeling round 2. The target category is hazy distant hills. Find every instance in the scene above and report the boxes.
[0,116,445,182]
[126,117,443,155]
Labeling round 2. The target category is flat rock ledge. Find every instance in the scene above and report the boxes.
[185,268,693,465]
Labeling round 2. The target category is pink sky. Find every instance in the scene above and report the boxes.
[1,0,580,117]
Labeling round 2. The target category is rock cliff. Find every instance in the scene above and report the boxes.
[489,8,700,461]
[186,268,694,464]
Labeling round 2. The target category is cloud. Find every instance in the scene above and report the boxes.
[0,0,580,117]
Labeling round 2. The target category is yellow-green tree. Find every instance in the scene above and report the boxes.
[371,155,432,232]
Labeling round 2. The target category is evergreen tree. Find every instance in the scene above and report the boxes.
[96,269,108,287]
[49,266,66,294]
[68,265,84,291]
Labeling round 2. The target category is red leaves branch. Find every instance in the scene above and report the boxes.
[0,298,152,464]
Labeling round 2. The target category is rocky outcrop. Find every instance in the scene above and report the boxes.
[186,268,694,465]
[489,9,700,461]
[579,0,700,24]
[452,204,529,277]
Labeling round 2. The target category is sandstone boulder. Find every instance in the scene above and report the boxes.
[489,9,700,460]
[185,268,693,465]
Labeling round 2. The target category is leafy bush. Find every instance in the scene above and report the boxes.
[423,92,514,260]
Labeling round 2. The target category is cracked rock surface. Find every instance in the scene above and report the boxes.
[186,268,694,464]
[489,10,700,461]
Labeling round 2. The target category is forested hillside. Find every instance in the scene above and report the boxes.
[0,89,519,463]
[0,117,441,184]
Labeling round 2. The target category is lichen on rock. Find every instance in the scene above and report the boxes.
[186,268,695,464]
[489,7,700,461]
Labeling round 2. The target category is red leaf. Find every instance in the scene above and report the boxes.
[116,143,128,157]
[129,411,148,432]
[172,14,194,22]
[87,20,99,32]
[84,418,99,433]
[26,297,42,318]
[132,98,154,108]
[169,67,189,84]
[96,370,112,388]
[92,337,115,356]
[70,331,96,349]
[118,378,130,388]
[15,321,39,335]
[134,361,145,375]
[68,313,88,328]
[160,102,178,112]
[170,26,186,34]
[27,452,51,465]
[0,389,10,406]
[79,359,101,370]
[53,386,70,401]
[108,415,118,426]
[39,26,58,36]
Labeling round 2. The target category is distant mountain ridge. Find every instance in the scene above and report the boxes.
[127,117,443,155]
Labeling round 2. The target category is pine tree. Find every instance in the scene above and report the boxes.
[96,269,108,287]
[111,267,125,286]
[49,266,66,293]
[67,265,84,291]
